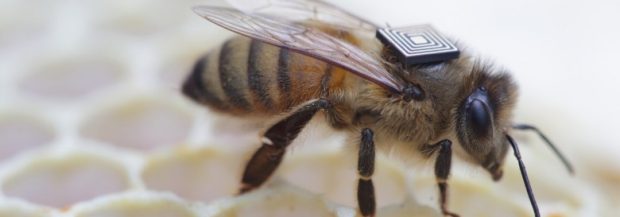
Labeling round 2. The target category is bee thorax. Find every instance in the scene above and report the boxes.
[402,84,425,102]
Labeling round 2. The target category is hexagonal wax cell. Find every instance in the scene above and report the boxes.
[0,200,52,217]
[0,208,50,217]
[18,60,123,101]
[142,147,244,202]
[90,0,189,37]
[80,97,193,151]
[279,152,408,209]
[2,153,130,208]
[0,114,54,162]
[212,183,340,217]
[73,194,196,217]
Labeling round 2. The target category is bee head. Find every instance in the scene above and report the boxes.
[455,67,518,181]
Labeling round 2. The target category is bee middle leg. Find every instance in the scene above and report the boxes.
[357,128,376,217]
[239,99,331,194]
[431,139,459,217]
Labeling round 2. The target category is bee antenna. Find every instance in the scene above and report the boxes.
[512,124,575,174]
[505,134,540,217]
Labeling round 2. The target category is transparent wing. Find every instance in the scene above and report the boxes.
[225,0,378,31]
[193,5,405,93]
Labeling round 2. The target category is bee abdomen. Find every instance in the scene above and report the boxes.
[182,37,345,115]
[182,39,250,113]
[181,53,229,112]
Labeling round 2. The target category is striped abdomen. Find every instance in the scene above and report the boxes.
[182,36,351,116]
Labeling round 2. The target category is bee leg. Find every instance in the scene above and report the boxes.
[433,139,459,217]
[239,99,331,194]
[357,128,376,217]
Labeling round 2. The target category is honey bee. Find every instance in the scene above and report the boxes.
[182,0,573,216]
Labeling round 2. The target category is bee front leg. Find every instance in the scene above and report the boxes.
[433,139,459,217]
[239,99,331,194]
[357,128,376,217]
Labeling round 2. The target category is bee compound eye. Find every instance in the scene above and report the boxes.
[467,99,493,138]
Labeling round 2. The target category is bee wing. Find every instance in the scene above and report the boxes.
[193,5,405,93]
[224,0,378,32]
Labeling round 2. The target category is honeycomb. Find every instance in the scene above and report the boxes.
[1,0,619,217]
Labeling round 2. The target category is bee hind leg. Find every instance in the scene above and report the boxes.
[432,139,460,217]
[357,128,376,217]
[239,99,332,194]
